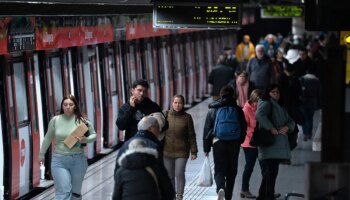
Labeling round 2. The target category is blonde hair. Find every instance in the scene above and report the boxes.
[248,89,263,104]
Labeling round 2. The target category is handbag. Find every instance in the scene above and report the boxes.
[249,100,274,147]
[197,156,213,187]
[249,121,275,147]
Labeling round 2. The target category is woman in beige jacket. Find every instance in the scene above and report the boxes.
[163,95,198,200]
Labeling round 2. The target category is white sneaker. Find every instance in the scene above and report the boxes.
[217,188,225,200]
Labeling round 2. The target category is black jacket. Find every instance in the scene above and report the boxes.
[208,64,235,96]
[203,97,247,152]
[112,146,174,200]
[114,130,165,176]
[116,97,161,141]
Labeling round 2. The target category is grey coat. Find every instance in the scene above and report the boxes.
[255,99,295,160]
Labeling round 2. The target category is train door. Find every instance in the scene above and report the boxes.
[43,50,73,119]
[76,45,103,158]
[26,53,44,189]
[144,38,161,104]
[171,35,187,104]
[98,43,122,148]
[2,53,41,199]
[158,36,174,110]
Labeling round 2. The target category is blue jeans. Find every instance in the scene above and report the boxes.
[51,153,88,200]
[241,147,258,192]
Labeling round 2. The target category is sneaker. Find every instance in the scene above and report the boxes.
[240,191,256,199]
[274,193,281,199]
[176,194,183,200]
[217,188,225,200]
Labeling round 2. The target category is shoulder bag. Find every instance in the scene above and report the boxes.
[249,101,275,147]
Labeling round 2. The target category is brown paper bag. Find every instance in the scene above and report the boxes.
[63,123,89,149]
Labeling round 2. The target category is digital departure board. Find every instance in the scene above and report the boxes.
[261,5,304,18]
[153,2,241,28]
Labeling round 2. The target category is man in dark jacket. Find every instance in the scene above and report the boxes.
[203,86,247,200]
[113,138,174,200]
[116,79,162,141]
[208,54,236,100]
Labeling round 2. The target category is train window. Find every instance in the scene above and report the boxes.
[145,42,156,101]
[27,58,39,132]
[13,62,29,124]
[51,57,64,113]
[108,48,117,94]
[6,75,16,138]
[153,2,241,28]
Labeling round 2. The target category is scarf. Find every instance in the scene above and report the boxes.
[236,77,249,107]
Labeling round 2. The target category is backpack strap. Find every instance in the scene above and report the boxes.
[145,166,161,199]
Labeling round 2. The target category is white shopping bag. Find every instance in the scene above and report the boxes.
[197,156,213,187]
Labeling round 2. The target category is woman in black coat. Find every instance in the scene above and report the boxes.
[113,139,174,200]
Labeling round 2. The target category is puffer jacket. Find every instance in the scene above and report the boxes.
[241,101,257,148]
[203,97,247,153]
[255,99,295,160]
[163,109,198,158]
[113,146,174,200]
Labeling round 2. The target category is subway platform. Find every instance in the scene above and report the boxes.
[33,98,321,200]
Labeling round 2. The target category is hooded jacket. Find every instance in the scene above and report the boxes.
[113,146,174,200]
[203,97,247,153]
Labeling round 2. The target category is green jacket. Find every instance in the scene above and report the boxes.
[255,99,295,160]
[163,109,198,158]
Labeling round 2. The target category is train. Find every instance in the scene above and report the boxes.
[0,15,235,199]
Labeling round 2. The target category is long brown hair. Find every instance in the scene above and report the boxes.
[60,94,85,123]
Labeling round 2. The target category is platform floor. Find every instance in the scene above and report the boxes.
[33,98,321,200]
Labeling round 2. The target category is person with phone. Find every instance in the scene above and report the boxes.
[116,79,162,142]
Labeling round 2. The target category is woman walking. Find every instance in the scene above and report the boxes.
[163,95,198,200]
[39,94,96,200]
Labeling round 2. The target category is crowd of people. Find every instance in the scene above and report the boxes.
[205,32,323,200]
[39,32,324,200]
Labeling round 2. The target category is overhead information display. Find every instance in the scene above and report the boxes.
[261,5,304,18]
[153,2,241,28]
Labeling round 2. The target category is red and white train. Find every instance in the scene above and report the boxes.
[0,16,235,200]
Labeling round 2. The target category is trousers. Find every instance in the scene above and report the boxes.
[51,153,88,200]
